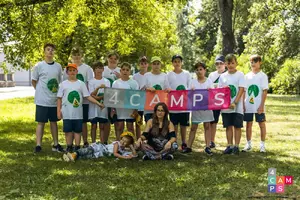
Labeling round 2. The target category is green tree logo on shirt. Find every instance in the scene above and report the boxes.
[176,85,186,90]
[229,84,237,98]
[76,74,84,82]
[68,91,81,108]
[47,78,58,93]
[248,85,259,97]
[97,93,104,103]
[153,84,162,90]
[107,78,114,87]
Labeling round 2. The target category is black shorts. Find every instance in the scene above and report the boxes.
[107,108,118,124]
[169,113,190,126]
[116,119,135,123]
[244,113,266,122]
[222,113,243,128]
[138,111,144,121]
[63,119,83,133]
[35,105,59,123]
[90,117,109,124]
[144,113,153,123]
[83,104,89,123]
[211,110,221,124]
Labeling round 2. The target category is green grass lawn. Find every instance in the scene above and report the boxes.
[0,95,299,200]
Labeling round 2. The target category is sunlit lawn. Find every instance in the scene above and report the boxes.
[0,95,299,199]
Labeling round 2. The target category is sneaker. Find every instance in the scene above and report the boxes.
[34,145,42,153]
[242,143,252,152]
[210,141,216,149]
[66,145,73,153]
[63,152,77,162]
[83,142,89,148]
[260,145,266,153]
[182,147,192,153]
[181,143,187,150]
[164,154,174,160]
[142,155,150,160]
[74,145,80,151]
[204,147,213,156]
[223,146,233,154]
[232,146,240,155]
[52,144,64,152]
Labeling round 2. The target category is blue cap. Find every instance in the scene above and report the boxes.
[172,55,183,62]
[215,55,225,63]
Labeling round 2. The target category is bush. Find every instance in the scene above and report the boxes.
[270,59,300,94]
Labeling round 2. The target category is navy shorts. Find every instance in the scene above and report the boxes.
[244,113,266,122]
[222,113,243,128]
[144,113,153,123]
[63,119,83,133]
[35,105,59,123]
[169,113,190,126]
[90,117,109,124]
[107,107,118,124]
[83,104,89,123]
[211,110,221,124]
[138,111,144,121]
[117,119,135,123]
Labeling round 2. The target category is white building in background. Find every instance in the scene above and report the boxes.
[0,49,31,87]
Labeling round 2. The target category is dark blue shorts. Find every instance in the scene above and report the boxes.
[244,113,266,122]
[169,113,190,126]
[90,117,109,124]
[63,119,83,133]
[221,113,243,128]
[211,110,221,124]
[144,113,153,123]
[35,105,59,123]
[83,104,89,123]
[116,119,135,123]
[138,111,144,121]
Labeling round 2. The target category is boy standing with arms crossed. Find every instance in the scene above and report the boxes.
[32,43,63,153]
[218,54,246,154]
[242,55,268,153]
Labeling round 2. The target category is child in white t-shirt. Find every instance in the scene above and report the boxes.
[144,56,170,122]
[242,55,268,153]
[88,61,111,144]
[57,64,104,152]
[31,43,63,153]
[63,132,137,161]
[132,56,149,138]
[183,62,214,155]
[63,47,94,148]
[112,62,139,140]
[167,55,191,151]
[218,54,246,155]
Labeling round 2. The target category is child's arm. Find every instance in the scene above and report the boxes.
[86,96,104,109]
[32,80,37,89]
[129,144,137,157]
[57,97,62,120]
[230,87,244,109]
[113,143,133,159]
[258,90,268,114]
[91,84,106,96]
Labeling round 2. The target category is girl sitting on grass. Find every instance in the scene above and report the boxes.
[63,132,137,162]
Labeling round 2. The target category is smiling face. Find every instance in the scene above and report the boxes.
[155,105,166,119]
[215,61,226,73]
[108,55,119,68]
[67,67,78,79]
[139,61,149,72]
[250,56,262,72]
[226,59,238,73]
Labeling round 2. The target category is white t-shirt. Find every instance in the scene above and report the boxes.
[32,61,62,107]
[112,79,139,119]
[90,141,126,158]
[218,71,246,114]
[244,71,269,113]
[133,72,147,90]
[103,66,121,87]
[88,78,111,119]
[190,78,213,90]
[208,70,226,88]
[144,72,169,114]
[63,63,93,104]
[57,80,90,119]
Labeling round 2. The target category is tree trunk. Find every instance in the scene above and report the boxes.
[218,0,235,55]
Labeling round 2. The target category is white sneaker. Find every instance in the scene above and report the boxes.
[242,143,252,152]
[260,145,266,153]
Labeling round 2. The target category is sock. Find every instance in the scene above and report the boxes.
[260,141,265,146]
[229,144,234,148]
[247,140,252,144]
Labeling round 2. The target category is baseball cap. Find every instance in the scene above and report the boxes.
[139,56,148,62]
[172,54,183,62]
[215,55,225,63]
[66,63,77,70]
[150,56,162,63]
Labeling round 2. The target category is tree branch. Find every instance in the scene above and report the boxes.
[0,0,52,7]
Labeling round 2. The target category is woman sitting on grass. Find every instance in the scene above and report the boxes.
[136,102,177,160]
[63,132,137,162]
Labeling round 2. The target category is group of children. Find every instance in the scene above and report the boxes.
[32,43,268,160]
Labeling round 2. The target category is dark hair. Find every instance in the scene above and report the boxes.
[250,55,262,63]
[171,55,183,62]
[193,62,206,70]
[43,43,56,51]
[151,102,170,137]
[107,51,120,59]
[120,62,131,69]
[225,54,237,62]
[71,47,83,56]
[121,135,134,146]
[91,61,104,70]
